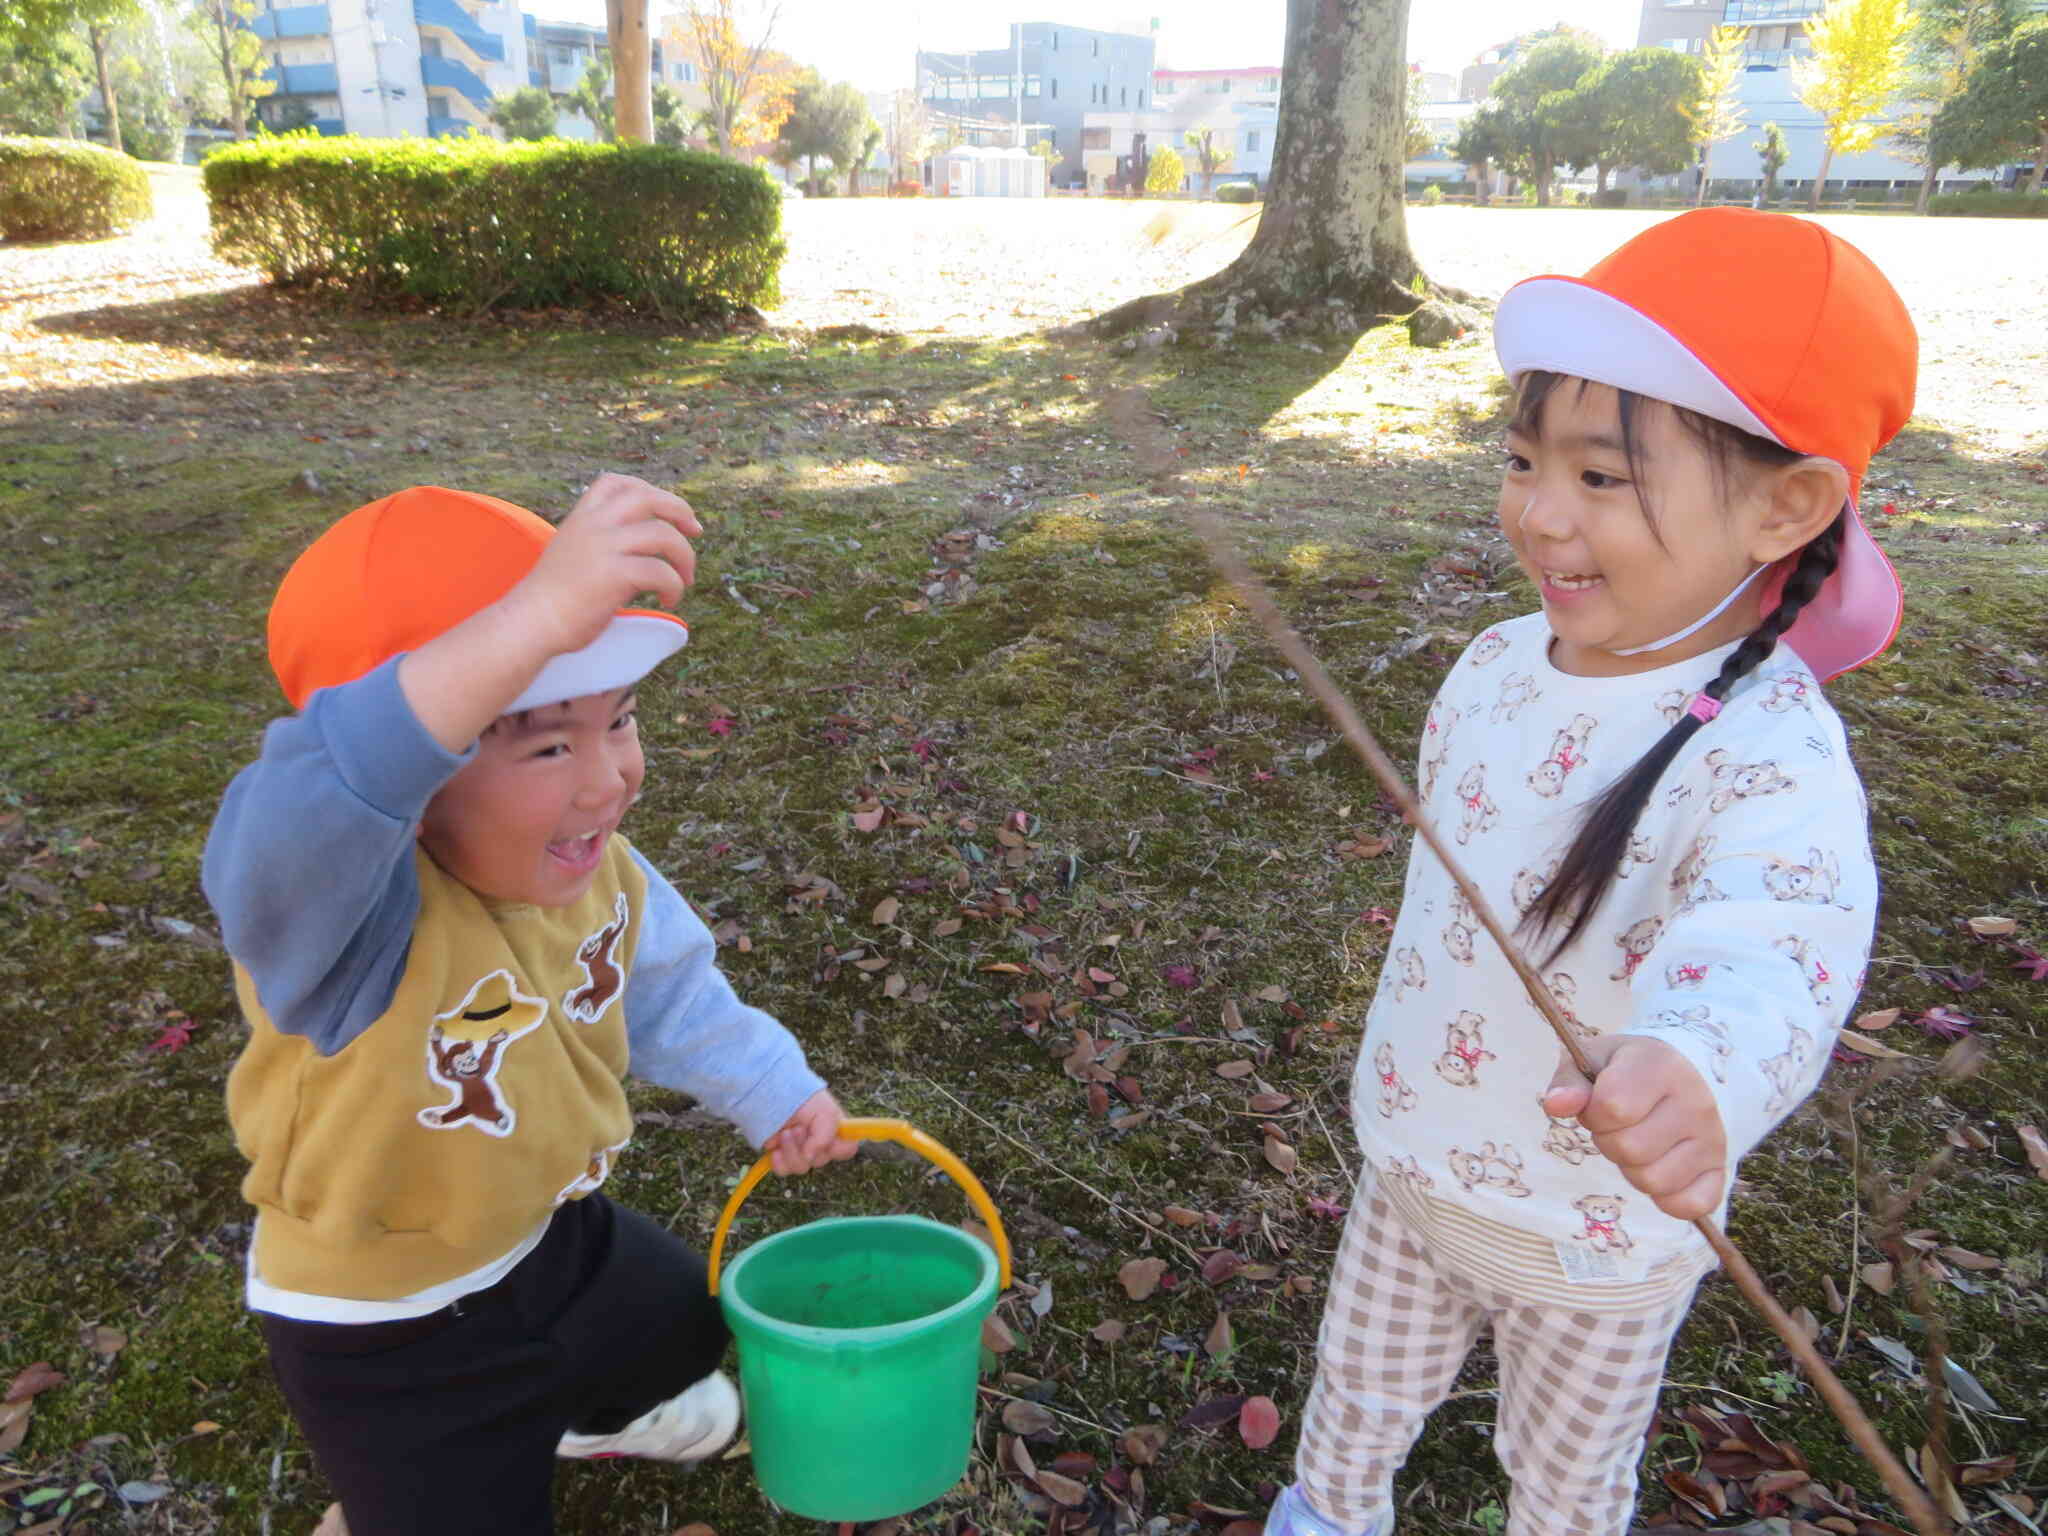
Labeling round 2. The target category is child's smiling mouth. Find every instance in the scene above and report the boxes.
[1541,569,1606,597]
[547,830,606,871]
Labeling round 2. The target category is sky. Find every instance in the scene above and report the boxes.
[525,0,1646,94]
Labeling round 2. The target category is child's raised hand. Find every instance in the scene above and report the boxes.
[1542,1036,1728,1222]
[508,474,702,659]
[763,1089,861,1176]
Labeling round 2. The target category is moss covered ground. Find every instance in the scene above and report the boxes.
[2,224,2044,1536]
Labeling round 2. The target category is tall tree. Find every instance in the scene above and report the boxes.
[1794,0,1912,210]
[0,29,90,134]
[1404,67,1431,158]
[1692,23,1747,203]
[606,0,650,142]
[568,50,615,141]
[676,0,792,155]
[774,72,869,194]
[1580,47,1702,194]
[490,83,558,140]
[76,0,145,152]
[187,0,270,140]
[1489,33,1606,206]
[1190,125,1232,195]
[1753,119,1789,200]
[1892,0,2024,210]
[1453,99,1512,203]
[1934,16,2048,193]
[1145,142,1184,196]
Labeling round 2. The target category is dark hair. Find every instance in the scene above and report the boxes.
[1508,371,1841,964]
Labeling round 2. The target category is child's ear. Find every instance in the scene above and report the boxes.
[1751,456,1850,564]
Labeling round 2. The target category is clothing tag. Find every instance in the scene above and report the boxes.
[1555,1238,1634,1285]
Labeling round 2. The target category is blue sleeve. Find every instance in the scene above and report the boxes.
[622,846,828,1148]
[200,658,472,1055]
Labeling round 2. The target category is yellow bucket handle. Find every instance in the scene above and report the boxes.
[707,1117,1012,1294]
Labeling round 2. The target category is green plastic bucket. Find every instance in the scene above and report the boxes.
[707,1119,1013,1523]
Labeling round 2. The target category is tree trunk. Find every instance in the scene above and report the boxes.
[1474,156,1490,205]
[1534,150,1552,206]
[1914,161,1937,214]
[1108,0,1421,333]
[213,3,247,139]
[1808,143,1835,211]
[1693,146,1708,207]
[1595,162,1609,195]
[89,23,122,155]
[607,0,653,143]
[2028,126,2047,196]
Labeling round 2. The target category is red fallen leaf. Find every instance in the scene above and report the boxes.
[1049,1450,1097,1479]
[851,807,886,833]
[706,718,734,736]
[1360,907,1395,929]
[1179,1394,1246,1431]
[1160,963,1199,989]
[148,1020,195,1054]
[2011,946,2048,982]
[1252,769,1274,782]
[4,1362,64,1403]
[1881,502,1898,515]
[910,738,937,763]
[1238,1395,1281,1450]
[1307,1195,1347,1220]
[1201,1250,1244,1285]
[1917,1005,1975,1040]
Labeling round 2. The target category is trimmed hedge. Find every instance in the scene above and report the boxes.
[1928,189,2048,218]
[0,136,152,241]
[203,135,785,316]
[1215,180,1257,204]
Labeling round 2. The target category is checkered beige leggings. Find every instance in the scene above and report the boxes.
[1293,1181,1697,1536]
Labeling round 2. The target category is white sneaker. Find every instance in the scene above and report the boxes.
[557,1370,740,1462]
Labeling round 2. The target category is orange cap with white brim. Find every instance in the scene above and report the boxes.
[267,485,689,712]
[1493,208,1918,683]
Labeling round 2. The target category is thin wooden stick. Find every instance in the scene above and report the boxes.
[1185,508,1948,1536]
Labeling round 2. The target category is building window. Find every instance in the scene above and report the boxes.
[1092,38,1099,55]
[1245,129,1259,152]
[1050,77,1056,98]
[1136,90,1142,107]
[1157,76,1174,95]
[1258,75,1278,92]
[421,34,441,56]
[1120,85,1126,104]
[1053,31,1058,49]
[1023,74,1040,96]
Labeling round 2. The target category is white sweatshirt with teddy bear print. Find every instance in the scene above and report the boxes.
[1352,612,1876,1287]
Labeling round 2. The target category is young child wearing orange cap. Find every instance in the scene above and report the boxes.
[1266,210,1918,1536]
[202,474,857,1535]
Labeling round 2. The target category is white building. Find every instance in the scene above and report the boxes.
[1079,64,1280,193]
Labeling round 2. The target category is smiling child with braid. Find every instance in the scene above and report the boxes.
[1267,212,1918,1536]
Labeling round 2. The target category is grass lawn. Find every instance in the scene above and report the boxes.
[2,198,2045,1535]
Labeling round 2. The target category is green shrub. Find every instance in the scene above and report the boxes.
[1418,183,1443,206]
[1927,189,2048,218]
[1590,187,1630,209]
[0,135,152,240]
[1215,180,1257,204]
[203,134,784,316]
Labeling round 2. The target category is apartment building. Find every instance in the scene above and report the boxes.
[1078,64,1279,192]
[1635,0,2011,193]
[917,21,1158,188]
[248,0,700,140]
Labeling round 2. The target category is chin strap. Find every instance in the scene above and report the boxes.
[1605,563,1768,656]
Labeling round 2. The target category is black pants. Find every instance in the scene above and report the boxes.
[259,1195,730,1535]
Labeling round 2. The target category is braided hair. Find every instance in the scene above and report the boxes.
[1511,372,1846,965]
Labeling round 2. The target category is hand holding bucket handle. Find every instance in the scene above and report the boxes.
[707,1117,1012,1293]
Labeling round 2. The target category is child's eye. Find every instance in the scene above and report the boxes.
[1581,469,1626,489]
[1503,451,1533,473]
[529,742,569,760]
[610,709,637,731]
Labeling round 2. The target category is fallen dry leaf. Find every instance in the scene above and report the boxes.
[1823,1273,1844,1313]
[1035,1468,1087,1507]
[872,896,900,926]
[2015,1123,2048,1180]
[1238,1395,1281,1451]
[1091,1319,1126,1344]
[1853,1007,1902,1031]
[0,1399,29,1456]
[1263,1136,1298,1175]
[1215,1059,1255,1080]
[933,917,963,937]
[1945,1122,1991,1151]
[673,1525,718,1536]
[80,1325,126,1360]
[1248,1091,1293,1113]
[1122,1424,1168,1465]
[1002,1398,1057,1436]
[1965,915,2017,938]
[1937,1245,1999,1271]
[1835,1031,1911,1060]
[1203,1308,1234,1359]
[1118,1257,1168,1300]
[1254,984,1288,1003]
[1162,1204,1205,1228]
[1860,1261,1896,1296]
[4,1363,64,1404]
[982,1313,1017,1353]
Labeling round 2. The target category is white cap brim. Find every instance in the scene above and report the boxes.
[1495,279,1780,445]
[508,612,688,713]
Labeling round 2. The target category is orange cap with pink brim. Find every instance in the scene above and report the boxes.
[1493,208,1918,683]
